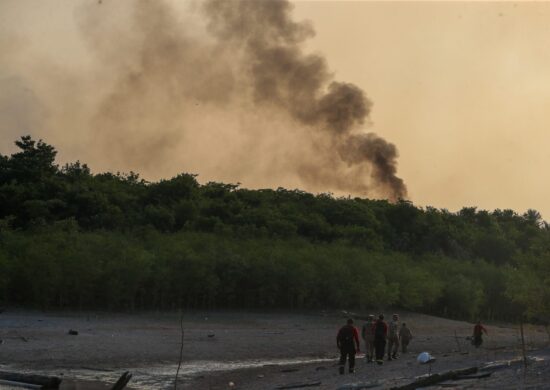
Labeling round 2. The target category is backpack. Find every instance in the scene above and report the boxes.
[375,320,386,339]
[339,325,354,346]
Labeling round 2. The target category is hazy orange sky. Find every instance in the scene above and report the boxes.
[1,1,550,218]
[293,1,550,219]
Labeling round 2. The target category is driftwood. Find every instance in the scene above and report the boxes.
[390,366,478,390]
[0,371,61,389]
[341,311,371,321]
[111,371,132,390]
[280,368,300,373]
[275,381,321,389]
[337,382,383,390]
[0,379,42,389]
[454,372,492,380]
[520,321,528,378]
[480,358,524,371]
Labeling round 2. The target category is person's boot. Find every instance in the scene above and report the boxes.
[392,353,398,359]
[349,368,355,374]
[387,355,392,361]
[339,366,344,375]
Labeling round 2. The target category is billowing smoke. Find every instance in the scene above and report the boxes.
[0,0,407,201]
[203,0,406,199]
[342,134,406,199]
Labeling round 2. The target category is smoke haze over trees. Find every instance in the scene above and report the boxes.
[0,0,406,201]
[1,1,549,323]
[0,136,548,322]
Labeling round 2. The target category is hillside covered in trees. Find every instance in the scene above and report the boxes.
[0,136,548,322]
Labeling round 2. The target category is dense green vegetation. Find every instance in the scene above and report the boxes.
[0,136,548,321]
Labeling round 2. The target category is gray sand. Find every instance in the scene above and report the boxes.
[0,310,548,389]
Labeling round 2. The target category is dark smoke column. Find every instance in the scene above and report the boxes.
[204,0,407,200]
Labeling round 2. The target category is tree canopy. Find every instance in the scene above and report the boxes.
[0,136,548,321]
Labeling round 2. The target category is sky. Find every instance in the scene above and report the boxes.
[1,1,550,218]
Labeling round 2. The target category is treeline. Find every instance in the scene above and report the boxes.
[0,136,548,321]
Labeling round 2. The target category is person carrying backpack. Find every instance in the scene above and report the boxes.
[372,314,388,365]
[337,318,360,374]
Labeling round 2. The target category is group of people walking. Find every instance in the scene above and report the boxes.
[361,313,413,364]
[336,313,413,374]
[337,315,490,375]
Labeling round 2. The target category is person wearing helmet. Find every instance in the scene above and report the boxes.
[337,318,360,374]
[361,314,376,363]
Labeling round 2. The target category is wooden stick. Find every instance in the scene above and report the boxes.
[520,321,527,380]
[174,310,185,390]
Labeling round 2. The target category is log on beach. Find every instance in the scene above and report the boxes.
[390,366,478,390]
[0,379,42,389]
[275,381,322,389]
[454,372,493,380]
[337,382,383,390]
[110,371,132,390]
[0,371,62,389]
[480,358,523,371]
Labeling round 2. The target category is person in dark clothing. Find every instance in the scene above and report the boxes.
[337,318,360,374]
[372,314,388,365]
[472,321,488,348]
[399,323,413,353]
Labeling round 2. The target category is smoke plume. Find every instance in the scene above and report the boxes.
[0,0,407,200]
[203,0,406,199]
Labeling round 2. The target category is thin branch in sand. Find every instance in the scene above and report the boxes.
[174,310,185,390]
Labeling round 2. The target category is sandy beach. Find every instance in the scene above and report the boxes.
[0,310,548,389]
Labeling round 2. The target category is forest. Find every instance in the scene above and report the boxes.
[0,136,548,322]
